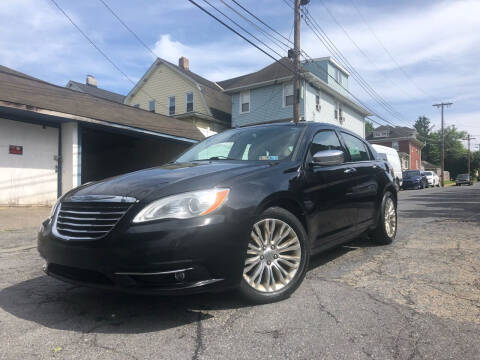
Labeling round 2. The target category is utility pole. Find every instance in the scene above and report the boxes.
[464,134,476,176]
[433,102,453,187]
[292,0,309,123]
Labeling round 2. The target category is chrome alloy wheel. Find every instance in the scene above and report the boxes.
[384,197,396,238]
[243,218,301,293]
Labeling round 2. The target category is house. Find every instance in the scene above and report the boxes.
[66,75,125,103]
[217,57,370,137]
[366,125,423,170]
[124,57,231,135]
[0,65,203,206]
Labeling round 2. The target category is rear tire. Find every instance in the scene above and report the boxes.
[371,192,397,245]
[239,207,310,304]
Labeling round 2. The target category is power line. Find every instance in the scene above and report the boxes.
[349,0,430,98]
[187,0,299,77]
[301,7,410,126]
[317,0,414,101]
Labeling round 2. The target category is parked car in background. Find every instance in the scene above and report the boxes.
[402,170,428,190]
[455,173,473,186]
[38,122,398,304]
[422,171,440,187]
[372,144,403,190]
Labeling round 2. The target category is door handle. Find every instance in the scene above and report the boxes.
[344,168,357,174]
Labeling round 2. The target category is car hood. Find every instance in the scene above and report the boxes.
[66,161,270,202]
[404,176,422,181]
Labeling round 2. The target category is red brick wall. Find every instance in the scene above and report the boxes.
[409,142,422,170]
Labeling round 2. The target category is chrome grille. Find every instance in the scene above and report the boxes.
[54,201,133,240]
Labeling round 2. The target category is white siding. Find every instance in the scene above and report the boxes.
[61,122,81,195]
[304,82,365,137]
[0,118,58,205]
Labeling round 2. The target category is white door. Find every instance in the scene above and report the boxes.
[0,118,58,205]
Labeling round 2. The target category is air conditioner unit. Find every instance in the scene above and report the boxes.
[316,104,321,111]
[334,109,338,119]
[339,116,345,124]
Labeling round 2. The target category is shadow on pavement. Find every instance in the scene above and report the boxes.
[0,238,379,334]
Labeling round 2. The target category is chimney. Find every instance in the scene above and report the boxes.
[178,56,189,71]
[86,75,98,87]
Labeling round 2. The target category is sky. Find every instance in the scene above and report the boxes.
[1,0,479,149]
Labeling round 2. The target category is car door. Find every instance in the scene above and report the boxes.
[339,132,379,230]
[302,129,358,248]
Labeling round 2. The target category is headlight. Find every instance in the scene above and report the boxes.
[132,188,230,223]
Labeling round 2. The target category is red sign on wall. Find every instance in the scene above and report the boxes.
[9,145,23,155]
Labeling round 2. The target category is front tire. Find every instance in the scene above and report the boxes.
[371,192,397,245]
[239,207,310,304]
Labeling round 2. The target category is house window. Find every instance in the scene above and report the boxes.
[315,94,320,111]
[148,100,156,112]
[168,96,175,115]
[239,91,250,113]
[334,102,344,123]
[392,141,399,150]
[283,83,294,106]
[334,68,341,83]
[186,92,194,112]
[373,130,390,138]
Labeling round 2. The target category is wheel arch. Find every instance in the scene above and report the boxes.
[255,192,309,236]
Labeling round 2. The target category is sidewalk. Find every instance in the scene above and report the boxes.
[0,206,51,250]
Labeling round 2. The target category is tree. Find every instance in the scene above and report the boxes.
[414,116,434,162]
[365,120,374,136]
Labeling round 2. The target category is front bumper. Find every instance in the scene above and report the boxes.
[38,211,251,295]
[402,182,421,189]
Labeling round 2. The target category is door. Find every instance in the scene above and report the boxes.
[302,130,358,247]
[0,119,58,205]
[340,132,379,230]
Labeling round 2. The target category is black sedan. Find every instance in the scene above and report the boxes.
[38,122,397,303]
[456,173,473,186]
[402,170,429,190]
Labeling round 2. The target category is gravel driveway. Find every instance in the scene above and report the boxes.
[0,185,479,359]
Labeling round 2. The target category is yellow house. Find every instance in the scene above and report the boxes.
[124,57,231,135]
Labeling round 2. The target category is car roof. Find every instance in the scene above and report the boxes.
[238,121,354,134]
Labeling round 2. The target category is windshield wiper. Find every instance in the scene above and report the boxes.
[195,156,237,161]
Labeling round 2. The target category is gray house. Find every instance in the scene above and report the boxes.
[218,57,370,137]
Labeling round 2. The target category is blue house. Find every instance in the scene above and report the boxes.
[218,57,370,138]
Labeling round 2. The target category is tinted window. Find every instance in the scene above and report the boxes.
[310,130,344,157]
[342,132,370,161]
[403,170,421,177]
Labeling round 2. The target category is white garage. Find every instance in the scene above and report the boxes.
[0,119,59,205]
[0,65,204,206]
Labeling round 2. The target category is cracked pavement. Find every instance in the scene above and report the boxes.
[0,185,479,359]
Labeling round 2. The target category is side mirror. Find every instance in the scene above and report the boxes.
[311,150,344,166]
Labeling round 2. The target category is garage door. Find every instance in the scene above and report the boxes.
[0,118,58,205]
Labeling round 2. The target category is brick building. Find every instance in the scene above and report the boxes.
[366,126,423,170]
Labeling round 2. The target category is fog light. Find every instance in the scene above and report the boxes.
[174,271,186,281]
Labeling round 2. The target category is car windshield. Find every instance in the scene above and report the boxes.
[457,174,469,179]
[422,171,433,176]
[175,125,304,163]
[403,170,421,178]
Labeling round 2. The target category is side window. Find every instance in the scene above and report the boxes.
[341,132,370,162]
[310,130,344,157]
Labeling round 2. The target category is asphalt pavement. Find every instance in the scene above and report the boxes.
[0,185,479,359]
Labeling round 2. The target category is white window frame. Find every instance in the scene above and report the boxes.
[168,96,176,115]
[283,82,294,107]
[185,92,194,113]
[239,90,250,114]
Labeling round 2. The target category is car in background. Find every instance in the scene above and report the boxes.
[402,170,428,190]
[422,171,440,187]
[455,173,473,186]
[372,144,403,190]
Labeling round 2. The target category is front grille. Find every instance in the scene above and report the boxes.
[54,201,133,240]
